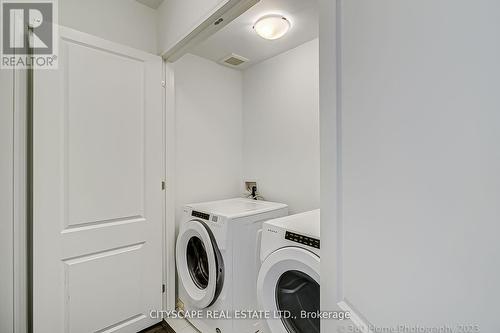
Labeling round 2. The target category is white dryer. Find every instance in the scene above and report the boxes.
[257,210,320,333]
[176,198,288,333]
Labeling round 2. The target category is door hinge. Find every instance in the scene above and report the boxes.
[162,284,166,293]
[161,181,166,190]
[161,80,166,88]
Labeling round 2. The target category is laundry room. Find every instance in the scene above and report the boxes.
[3,0,324,332]
[3,0,499,332]
[169,1,320,332]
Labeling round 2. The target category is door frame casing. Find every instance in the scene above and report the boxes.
[14,68,29,333]
[163,61,176,311]
[1,55,15,333]
[319,0,345,331]
[319,1,378,332]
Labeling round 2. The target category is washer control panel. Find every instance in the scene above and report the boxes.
[191,210,220,223]
[285,231,320,249]
[192,210,210,220]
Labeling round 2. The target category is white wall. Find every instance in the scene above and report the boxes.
[0,70,14,333]
[173,54,243,224]
[242,39,320,214]
[173,38,319,221]
[60,0,158,53]
[324,0,500,331]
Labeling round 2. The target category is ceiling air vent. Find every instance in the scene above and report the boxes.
[220,53,249,68]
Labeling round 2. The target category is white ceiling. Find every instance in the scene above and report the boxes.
[190,0,318,70]
[136,0,164,10]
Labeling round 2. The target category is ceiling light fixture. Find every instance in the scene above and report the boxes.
[253,15,291,40]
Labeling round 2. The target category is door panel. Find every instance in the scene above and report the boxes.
[65,243,146,333]
[65,41,145,227]
[34,27,163,333]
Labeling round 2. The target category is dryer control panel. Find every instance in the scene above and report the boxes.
[285,231,320,249]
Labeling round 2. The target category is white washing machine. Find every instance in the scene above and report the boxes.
[176,198,288,333]
[257,210,320,333]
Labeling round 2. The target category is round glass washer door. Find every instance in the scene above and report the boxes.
[186,236,210,289]
[176,219,222,308]
[257,247,320,333]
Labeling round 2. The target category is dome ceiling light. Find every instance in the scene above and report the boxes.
[253,15,291,40]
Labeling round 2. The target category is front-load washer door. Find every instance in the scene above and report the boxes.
[176,219,224,309]
[257,247,320,333]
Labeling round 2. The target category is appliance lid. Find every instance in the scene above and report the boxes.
[265,209,320,239]
[186,198,288,219]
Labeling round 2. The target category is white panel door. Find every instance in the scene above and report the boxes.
[33,27,164,333]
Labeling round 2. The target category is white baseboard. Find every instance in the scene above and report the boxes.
[338,300,374,333]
